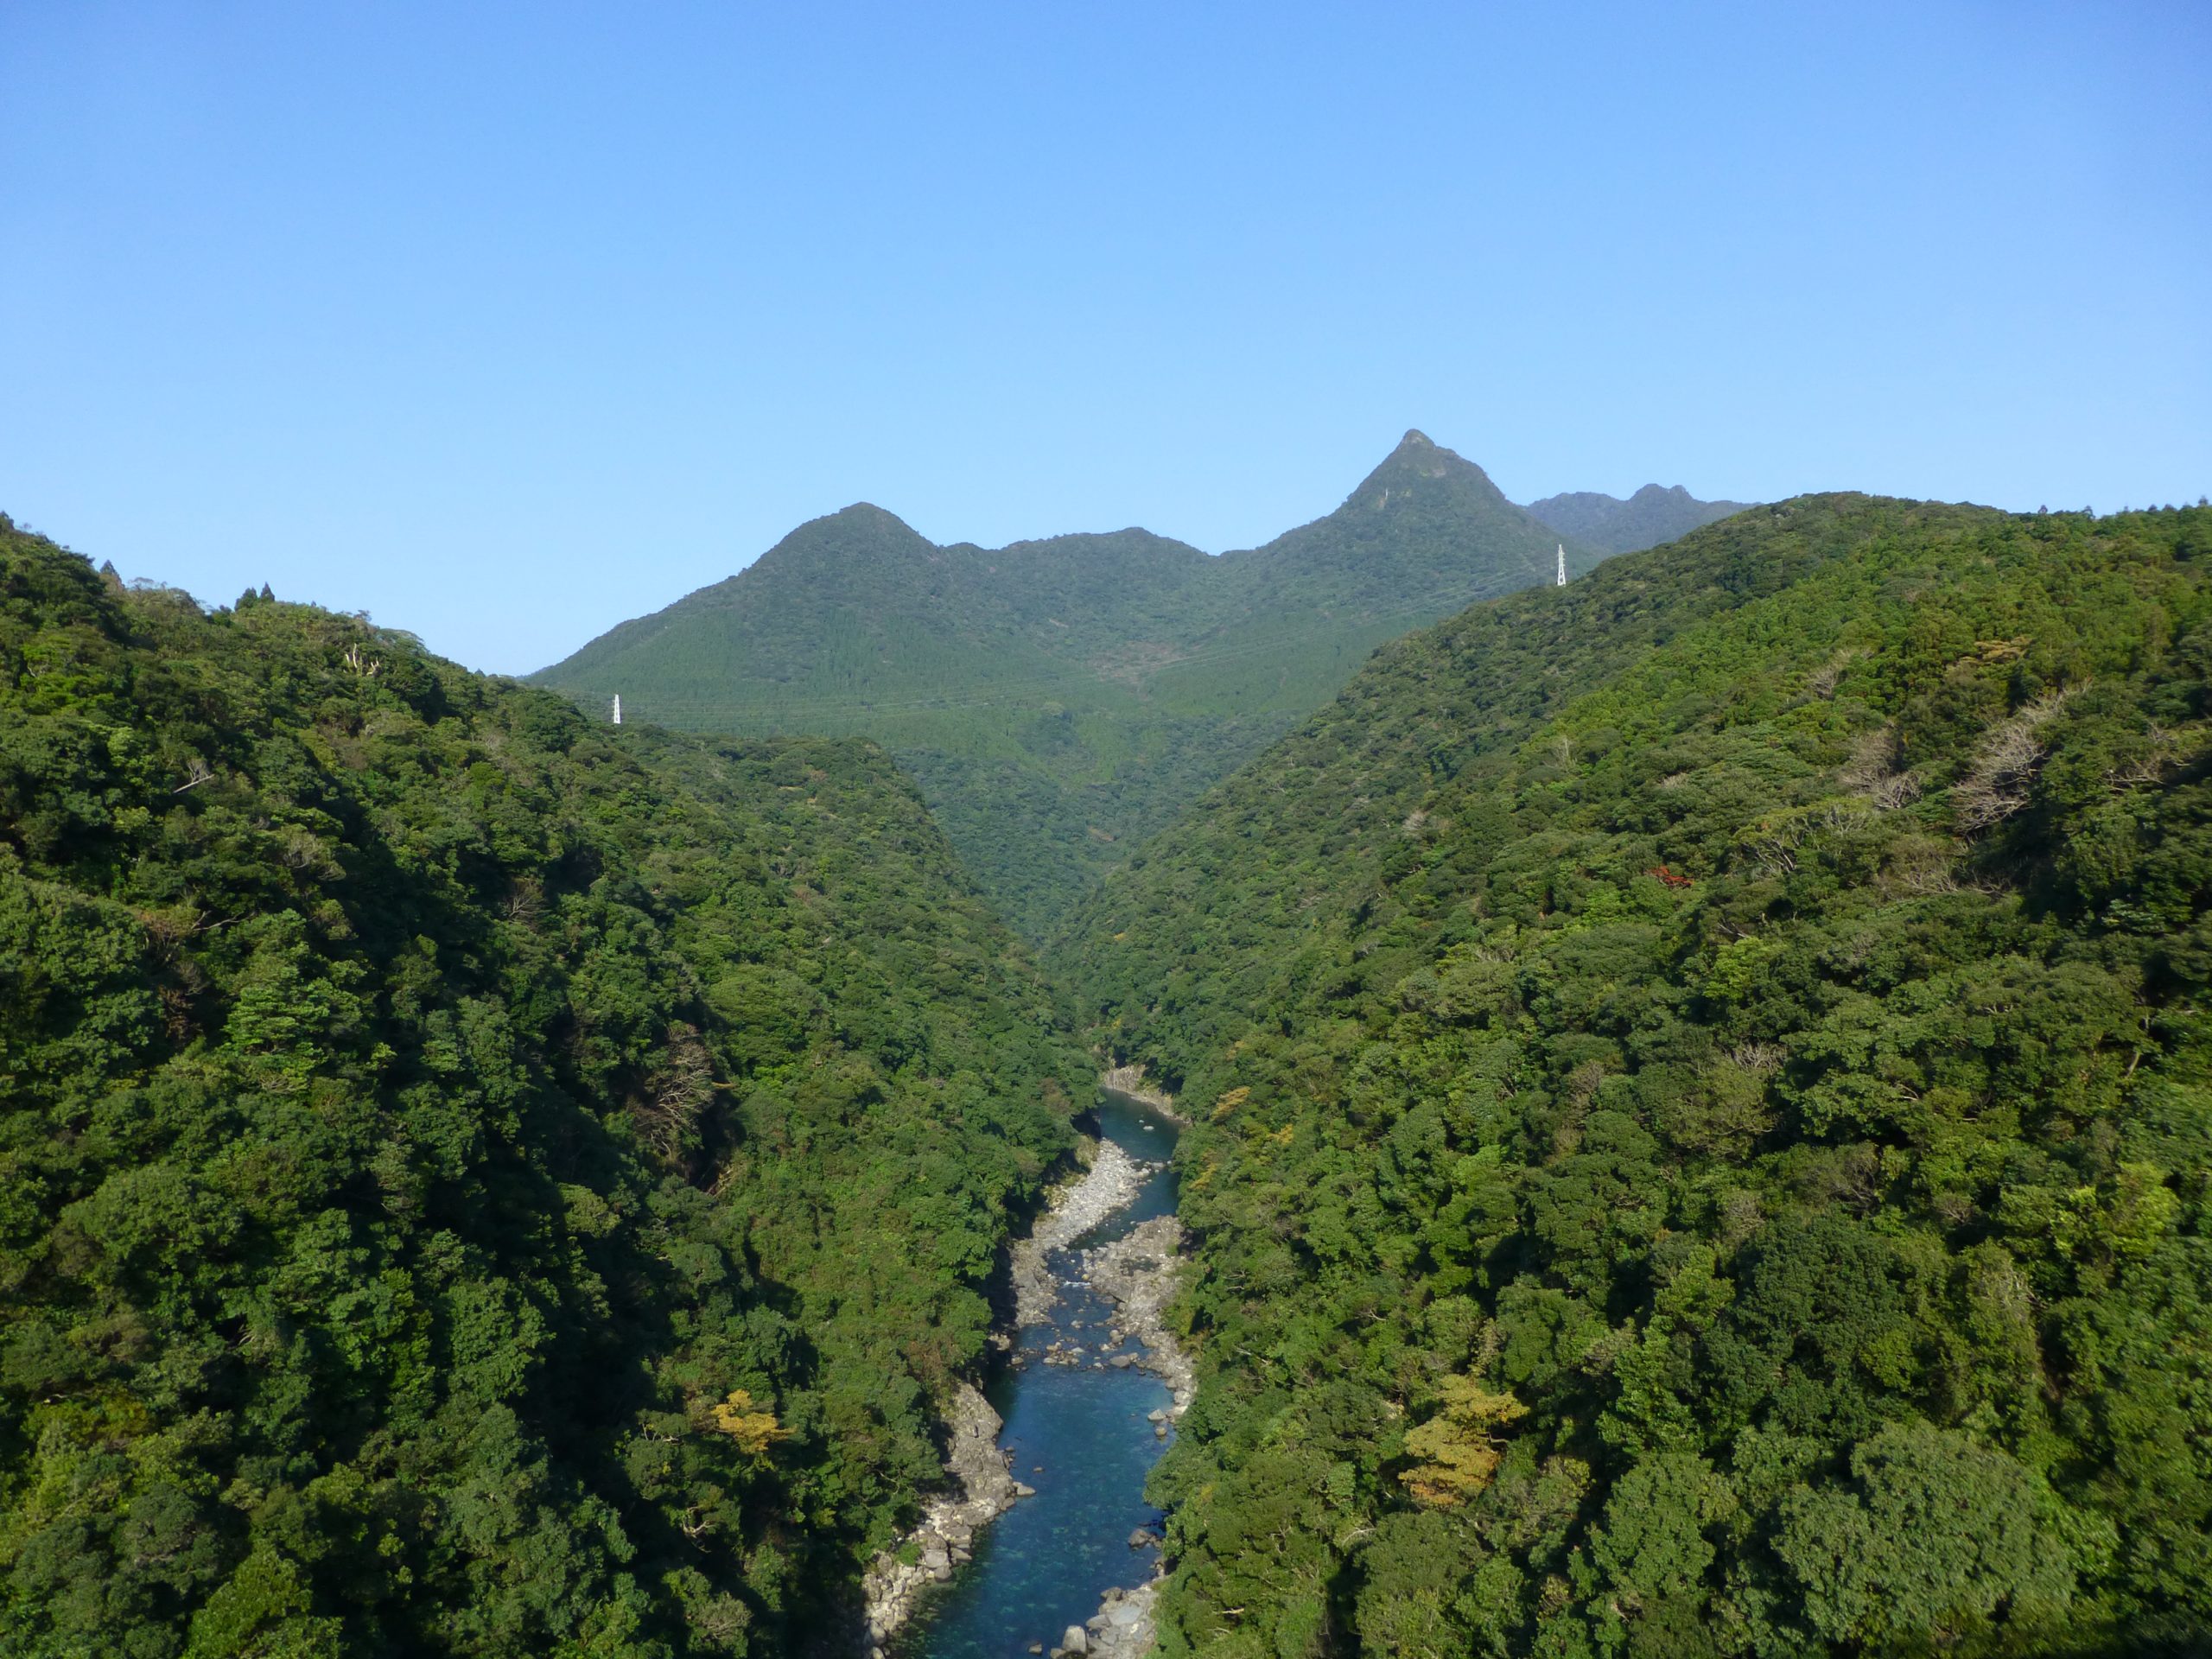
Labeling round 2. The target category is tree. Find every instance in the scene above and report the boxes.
[1400,1375,1529,1508]
[1775,1423,2075,1645]
[1590,1453,1732,1610]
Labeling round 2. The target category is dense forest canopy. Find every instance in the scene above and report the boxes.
[532,433,1606,939]
[0,517,1088,1656]
[15,474,2211,1659]
[1058,497,2212,1656]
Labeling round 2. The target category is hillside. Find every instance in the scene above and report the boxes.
[532,432,1592,938]
[1057,499,2212,1655]
[0,517,1088,1656]
[1526,483,1754,554]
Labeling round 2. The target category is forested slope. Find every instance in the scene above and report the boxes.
[1524,486,1753,556]
[1060,498,2212,1656]
[0,518,1086,1657]
[534,433,1592,938]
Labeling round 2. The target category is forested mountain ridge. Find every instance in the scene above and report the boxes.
[1058,497,2212,1655]
[1059,495,1983,1070]
[532,432,1598,938]
[0,516,1088,1656]
[1526,484,1754,555]
[543,505,1223,702]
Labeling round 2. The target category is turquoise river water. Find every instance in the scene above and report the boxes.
[899,1092,1181,1657]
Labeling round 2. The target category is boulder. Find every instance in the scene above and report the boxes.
[1063,1626,1090,1655]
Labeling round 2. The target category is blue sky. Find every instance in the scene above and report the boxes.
[3,2,2206,674]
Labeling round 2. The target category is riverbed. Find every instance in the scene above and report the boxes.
[895,1090,1183,1659]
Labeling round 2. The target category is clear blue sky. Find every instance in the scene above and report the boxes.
[3,2,2206,674]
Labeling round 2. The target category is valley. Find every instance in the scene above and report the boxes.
[5,486,2209,1658]
[10,6,2200,1656]
[530,434,1715,939]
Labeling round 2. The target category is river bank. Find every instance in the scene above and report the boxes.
[1058,1214,1191,1659]
[1079,1217,1192,1414]
[860,1135,1124,1653]
[1008,1139,1160,1325]
[1096,1065,1180,1118]
[882,1089,1191,1659]
[858,1384,1024,1654]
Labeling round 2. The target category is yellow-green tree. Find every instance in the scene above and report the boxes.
[708,1389,789,1457]
[1399,1376,1527,1508]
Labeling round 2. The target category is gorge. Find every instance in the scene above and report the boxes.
[882,1089,1188,1659]
[5,489,2210,1657]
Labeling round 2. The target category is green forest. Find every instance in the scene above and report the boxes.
[10,483,2212,1659]
[1059,497,2212,1656]
[0,517,1089,1656]
[531,433,1603,940]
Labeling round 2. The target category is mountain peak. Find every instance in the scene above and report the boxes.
[823,500,915,531]
[1351,429,1502,499]
[1219,430,1564,603]
[778,500,930,549]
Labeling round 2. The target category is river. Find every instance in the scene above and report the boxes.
[896,1090,1182,1658]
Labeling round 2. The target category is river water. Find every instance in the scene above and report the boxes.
[899,1092,1180,1657]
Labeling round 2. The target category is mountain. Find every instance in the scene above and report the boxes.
[1525,481,1754,553]
[1056,498,2212,1654]
[532,432,1594,938]
[0,515,1089,1655]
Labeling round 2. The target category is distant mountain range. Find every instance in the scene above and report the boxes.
[1522,480,1754,553]
[533,434,1745,935]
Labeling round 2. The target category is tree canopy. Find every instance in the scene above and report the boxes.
[1059,496,2212,1656]
[0,518,1087,1656]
